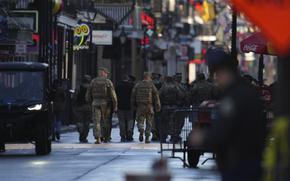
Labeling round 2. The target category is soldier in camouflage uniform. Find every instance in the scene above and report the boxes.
[86,68,117,144]
[190,73,214,106]
[131,72,161,143]
[151,73,162,141]
[159,76,184,142]
[173,73,189,142]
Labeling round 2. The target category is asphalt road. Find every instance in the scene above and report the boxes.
[0,128,220,181]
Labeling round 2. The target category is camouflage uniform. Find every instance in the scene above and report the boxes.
[173,75,190,142]
[159,77,184,142]
[86,75,117,143]
[190,80,214,106]
[131,79,161,143]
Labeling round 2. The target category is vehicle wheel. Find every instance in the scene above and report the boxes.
[35,124,51,155]
[187,150,200,168]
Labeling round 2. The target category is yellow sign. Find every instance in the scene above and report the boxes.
[74,24,90,51]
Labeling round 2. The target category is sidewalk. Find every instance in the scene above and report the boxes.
[60,116,119,134]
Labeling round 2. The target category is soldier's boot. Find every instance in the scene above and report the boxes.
[151,131,158,141]
[95,137,101,144]
[127,131,133,142]
[139,130,144,142]
[145,136,151,144]
[103,137,110,143]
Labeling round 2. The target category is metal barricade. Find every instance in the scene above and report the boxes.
[159,106,217,168]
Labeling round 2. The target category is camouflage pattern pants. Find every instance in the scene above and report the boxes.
[160,106,177,141]
[75,105,91,141]
[136,105,154,137]
[92,105,111,140]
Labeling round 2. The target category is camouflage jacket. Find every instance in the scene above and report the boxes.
[159,82,184,106]
[190,80,214,105]
[131,80,161,111]
[85,77,117,110]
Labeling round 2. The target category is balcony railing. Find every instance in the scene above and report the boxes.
[65,0,133,11]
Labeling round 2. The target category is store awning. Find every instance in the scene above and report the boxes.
[94,4,133,27]
[241,32,276,55]
[57,13,79,28]
[93,4,144,39]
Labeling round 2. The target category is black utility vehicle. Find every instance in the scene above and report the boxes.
[0,62,52,155]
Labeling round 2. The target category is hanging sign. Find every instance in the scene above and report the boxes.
[92,31,112,45]
[73,24,90,51]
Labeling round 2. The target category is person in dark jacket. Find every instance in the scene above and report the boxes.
[74,75,91,143]
[190,47,266,181]
[159,76,184,142]
[52,79,66,141]
[115,75,134,142]
[128,75,137,138]
[151,73,162,141]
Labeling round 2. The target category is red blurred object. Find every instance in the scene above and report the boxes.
[257,85,272,108]
[240,32,276,55]
[198,100,218,124]
[231,0,290,56]
[32,34,40,42]
[141,37,150,46]
[188,59,203,64]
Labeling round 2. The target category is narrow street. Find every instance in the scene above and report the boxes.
[0,128,220,181]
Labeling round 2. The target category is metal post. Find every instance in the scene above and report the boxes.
[258,54,264,85]
[131,38,137,77]
[277,55,290,116]
[143,28,148,73]
[90,24,94,77]
[121,44,125,78]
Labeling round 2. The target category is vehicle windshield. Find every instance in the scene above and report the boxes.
[0,71,44,103]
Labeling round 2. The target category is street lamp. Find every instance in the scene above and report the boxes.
[85,1,97,77]
[119,28,127,80]
[142,25,149,72]
[119,28,127,45]
[86,1,97,22]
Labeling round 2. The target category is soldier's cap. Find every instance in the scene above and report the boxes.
[82,74,91,83]
[152,72,161,77]
[143,72,152,78]
[98,67,109,74]
[196,73,205,81]
[129,75,136,82]
[205,47,237,72]
[165,76,174,82]
[173,73,182,79]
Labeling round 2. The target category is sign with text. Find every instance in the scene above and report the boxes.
[92,31,112,45]
[231,0,290,56]
[15,44,27,55]
[74,23,90,51]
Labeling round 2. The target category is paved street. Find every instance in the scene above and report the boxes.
[0,128,220,181]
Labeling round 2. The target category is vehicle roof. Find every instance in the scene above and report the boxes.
[0,62,49,71]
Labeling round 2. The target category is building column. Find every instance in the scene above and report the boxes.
[131,38,137,78]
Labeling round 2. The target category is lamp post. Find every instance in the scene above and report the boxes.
[86,2,97,77]
[142,25,148,73]
[119,28,127,80]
